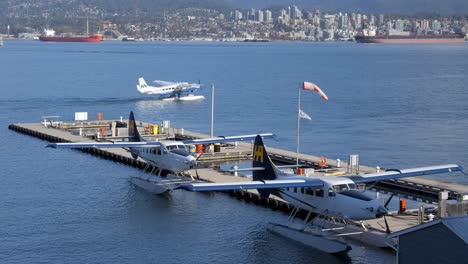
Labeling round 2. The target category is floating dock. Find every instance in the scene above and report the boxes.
[8,118,468,250]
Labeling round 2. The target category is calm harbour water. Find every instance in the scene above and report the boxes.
[0,40,467,263]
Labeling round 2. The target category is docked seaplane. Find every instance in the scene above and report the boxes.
[47,112,274,193]
[137,78,204,100]
[171,135,463,253]
[175,135,462,220]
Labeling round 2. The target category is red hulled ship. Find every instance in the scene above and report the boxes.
[39,19,102,43]
[39,34,102,43]
[355,33,465,44]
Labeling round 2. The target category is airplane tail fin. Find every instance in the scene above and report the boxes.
[128,111,141,142]
[128,111,142,159]
[252,135,278,197]
[137,78,147,92]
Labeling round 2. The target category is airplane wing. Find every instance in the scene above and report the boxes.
[176,179,324,192]
[47,141,161,149]
[153,80,176,86]
[345,164,463,184]
[182,133,275,145]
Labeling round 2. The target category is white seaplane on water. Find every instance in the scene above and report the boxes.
[137,77,204,101]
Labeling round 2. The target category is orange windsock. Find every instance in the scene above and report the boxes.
[303,82,329,101]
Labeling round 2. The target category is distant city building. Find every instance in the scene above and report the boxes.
[369,15,375,26]
[234,10,243,21]
[265,10,273,23]
[256,10,264,23]
[291,5,302,20]
[324,15,335,30]
[379,14,384,26]
[395,19,405,31]
[246,9,255,21]
[312,10,321,26]
[338,14,347,29]
[356,14,362,28]
[431,20,441,32]
[421,19,430,30]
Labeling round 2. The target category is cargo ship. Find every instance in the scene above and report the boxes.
[355,33,465,44]
[39,34,102,43]
[39,18,102,43]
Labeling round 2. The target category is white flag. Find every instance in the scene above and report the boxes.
[299,109,312,120]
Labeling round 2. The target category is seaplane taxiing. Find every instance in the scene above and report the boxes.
[136,78,204,100]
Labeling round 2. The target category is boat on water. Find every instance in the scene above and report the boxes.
[355,32,465,44]
[39,29,102,43]
[0,37,3,47]
[39,18,102,43]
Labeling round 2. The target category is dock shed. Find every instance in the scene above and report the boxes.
[388,215,468,264]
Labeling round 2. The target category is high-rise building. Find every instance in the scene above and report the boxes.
[369,15,375,26]
[292,5,302,20]
[338,13,347,29]
[379,14,384,26]
[248,8,256,21]
[395,19,405,31]
[324,14,335,30]
[356,14,362,28]
[312,9,321,27]
[421,19,430,30]
[265,10,273,23]
[431,20,441,32]
[234,10,243,21]
[256,10,264,23]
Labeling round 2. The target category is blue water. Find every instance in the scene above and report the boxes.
[1,40,467,263]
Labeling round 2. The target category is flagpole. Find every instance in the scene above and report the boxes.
[296,83,301,165]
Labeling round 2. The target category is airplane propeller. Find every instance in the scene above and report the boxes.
[192,144,211,179]
[382,193,395,234]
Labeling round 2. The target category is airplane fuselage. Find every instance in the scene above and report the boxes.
[275,176,386,220]
[137,78,201,99]
[131,141,197,173]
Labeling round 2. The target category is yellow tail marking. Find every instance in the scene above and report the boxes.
[253,145,264,163]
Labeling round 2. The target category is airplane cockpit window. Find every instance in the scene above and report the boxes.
[333,184,356,192]
[315,188,324,197]
[166,145,177,151]
[168,146,190,157]
[305,188,315,195]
